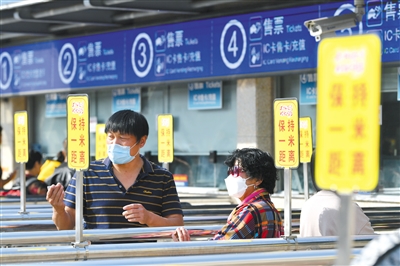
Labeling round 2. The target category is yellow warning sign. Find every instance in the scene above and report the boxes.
[316,34,381,192]
[95,124,107,160]
[158,114,174,163]
[67,94,90,170]
[273,98,299,169]
[300,117,313,163]
[14,111,29,163]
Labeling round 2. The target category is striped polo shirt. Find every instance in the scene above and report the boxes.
[64,155,183,229]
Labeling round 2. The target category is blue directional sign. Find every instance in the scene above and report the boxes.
[299,73,317,105]
[0,0,399,97]
[45,93,68,118]
[112,88,141,113]
[188,81,222,110]
[53,31,124,89]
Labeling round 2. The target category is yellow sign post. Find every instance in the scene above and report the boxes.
[274,98,299,169]
[66,94,90,247]
[316,34,381,193]
[14,111,29,163]
[14,111,29,213]
[300,116,313,200]
[273,98,299,237]
[299,117,313,163]
[316,34,381,266]
[67,94,90,170]
[158,114,174,163]
[95,124,107,160]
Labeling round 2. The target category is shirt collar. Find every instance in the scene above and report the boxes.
[241,188,269,205]
[104,155,155,175]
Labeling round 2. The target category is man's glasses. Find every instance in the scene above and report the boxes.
[227,166,244,177]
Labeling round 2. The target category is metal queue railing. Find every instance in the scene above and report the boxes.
[1,248,364,266]
[2,206,399,234]
[1,233,375,264]
[0,198,397,265]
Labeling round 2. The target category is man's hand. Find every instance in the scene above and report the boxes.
[46,183,65,212]
[122,203,150,224]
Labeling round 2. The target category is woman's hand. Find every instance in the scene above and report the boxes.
[172,227,191,242]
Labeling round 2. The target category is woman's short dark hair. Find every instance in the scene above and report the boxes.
[224,148,277,194]
[105,110,149,142]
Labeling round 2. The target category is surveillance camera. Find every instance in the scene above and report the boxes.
[304,13,358,42]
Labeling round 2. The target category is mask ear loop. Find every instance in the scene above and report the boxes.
[130,141,141,160]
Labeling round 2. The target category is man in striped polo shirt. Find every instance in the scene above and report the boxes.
[46,110,184,230]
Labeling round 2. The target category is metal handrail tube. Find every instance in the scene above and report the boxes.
[0,219,226,233]
[2,248,364,266]
[0,220,57,232]
[0,204,50,209]
[1,213,53,221]
[1,208,53,214]
[1,225,221,246]
[0,214,230,223]
[1,224,377,247]
[1,235,375,264]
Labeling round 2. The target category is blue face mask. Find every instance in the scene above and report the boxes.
[107,142,139,165]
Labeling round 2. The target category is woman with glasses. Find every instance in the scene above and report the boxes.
[173,148,283,241]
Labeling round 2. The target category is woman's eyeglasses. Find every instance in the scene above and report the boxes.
[227,166,244,177]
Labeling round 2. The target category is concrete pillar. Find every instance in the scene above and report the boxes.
[236,77,275,155]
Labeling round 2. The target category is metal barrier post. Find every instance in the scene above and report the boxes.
[18,163,27,214]
[335,192,354,266]
[283,168,292,236]
[303,162,309,200]
[73,170,88,248]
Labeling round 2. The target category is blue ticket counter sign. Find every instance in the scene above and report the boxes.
[112,88,141,113]
[299,73,317,105]
[45,93,68,117]
[188,81,222,110]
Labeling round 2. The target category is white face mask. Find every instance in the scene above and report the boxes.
[224,174,251,198]
[107,142,139,165]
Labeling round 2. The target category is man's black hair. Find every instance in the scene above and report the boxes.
[26,150,43,170]
[105,110,149,142]
[224,148,277,194]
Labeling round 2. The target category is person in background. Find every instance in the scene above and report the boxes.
[2,149,47,196]
[0,125,17,189]
[44,138,75,189]
[173,148,283,241]
[46,110,183,230]
[37,149,64,182]
[299,150,375,237]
